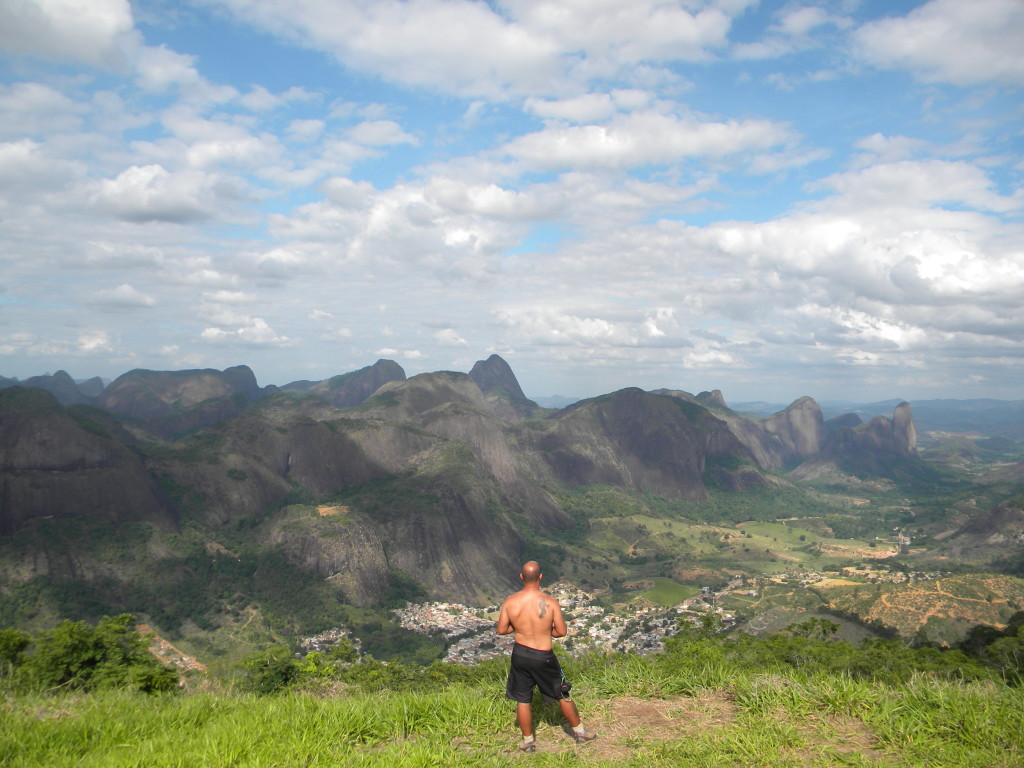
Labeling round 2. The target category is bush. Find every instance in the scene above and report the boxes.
[20,614,178,692]
[240,645,301,694]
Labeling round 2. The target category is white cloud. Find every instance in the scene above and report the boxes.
[733,5,850,60]
[84,242,164,268]
[201,317,290,346]
[287,119,325,143]
[91,164,219,223]
[434,328,467,347]
[853,0,1024,86]
[525,94,617,123]
[373,347,425,360]
[0,139,83,195]
[0,0,133,69]
[204,0,740,98]
[503,110,794,170]
[239,85,283,111]
[346,120,418,146]
[813,159,1022,215]
[204,290,258,304]
[86,283,156,308]
[0,83,85,138]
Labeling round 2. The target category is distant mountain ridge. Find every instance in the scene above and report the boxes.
[0,354,935,607]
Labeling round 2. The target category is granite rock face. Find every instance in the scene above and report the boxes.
[0,388,175,536]
[762,396,826,458]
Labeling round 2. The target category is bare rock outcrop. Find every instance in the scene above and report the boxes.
[762,396,826,457]
[0,388,175,535]
[263,509,391,606]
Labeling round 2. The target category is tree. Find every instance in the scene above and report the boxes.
[787,617,840,641]
[0,628,31,681]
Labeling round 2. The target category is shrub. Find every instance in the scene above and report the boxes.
[240,645,301,694]
[22,614,177,692]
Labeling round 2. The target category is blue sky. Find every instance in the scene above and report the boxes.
[1,0,1022,404]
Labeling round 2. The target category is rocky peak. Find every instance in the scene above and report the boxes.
[469,354,526,399]
[305,359,406,407]
[468,354,537,419]
[892,402,918,457]
[696,390,727,409]
[762,396,825,457]
[21,370,90,405]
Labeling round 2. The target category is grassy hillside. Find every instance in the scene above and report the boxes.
[4,631,1024,768]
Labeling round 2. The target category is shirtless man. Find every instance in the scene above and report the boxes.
[497,560,597,752]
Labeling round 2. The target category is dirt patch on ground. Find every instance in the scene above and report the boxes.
[790,711,887,764]
[511,693,736,759]
[317,504,350,516]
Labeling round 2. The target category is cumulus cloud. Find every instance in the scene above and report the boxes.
[85,283,157,308]
[0,83,85,139]
[0,139,83,195]
[374,346,425,360]
[503,110,795,170]
[0,0,133,69]
[346,120,418,146]
[203,0,741,98]
[853,0,1024,86]
[434,328,467,346]
[201,318,290,346]
[92,164,218,223]
[733,5,851,60]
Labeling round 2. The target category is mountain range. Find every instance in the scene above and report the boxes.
[2,355,932,607]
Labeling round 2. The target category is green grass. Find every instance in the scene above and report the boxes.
[641,578,699,607]
[5,639,1024,768]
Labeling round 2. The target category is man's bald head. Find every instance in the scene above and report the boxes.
[520,561,541,584]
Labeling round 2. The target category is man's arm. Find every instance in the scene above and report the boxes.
[497,600,513,635]
[550,600,568,638]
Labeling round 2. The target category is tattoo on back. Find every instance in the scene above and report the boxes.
[537,598,547,618]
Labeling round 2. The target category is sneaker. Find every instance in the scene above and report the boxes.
[518,741,536,753]
[571,728,597,744]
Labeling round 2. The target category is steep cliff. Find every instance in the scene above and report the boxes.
[794,402,928,481]
[523,388,752,501]
[0,388,175,535]
[658,390,822,471]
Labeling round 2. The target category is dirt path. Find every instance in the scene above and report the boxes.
[471,692,883,763]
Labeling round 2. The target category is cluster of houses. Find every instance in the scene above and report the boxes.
[298,626,361,655]
[389,582,736,664]
[392,601,497,640]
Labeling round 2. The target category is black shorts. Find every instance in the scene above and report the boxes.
[505,643,571,704]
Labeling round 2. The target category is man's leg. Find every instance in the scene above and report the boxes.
[557,698,580,728]
[558,698,597,743]
[516,702,533,737]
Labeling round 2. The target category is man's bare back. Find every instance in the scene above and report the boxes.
[497,583,567,651]
[497,561,596,750]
